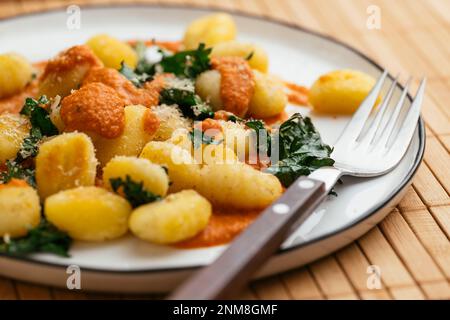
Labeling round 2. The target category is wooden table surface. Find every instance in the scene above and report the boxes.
[0,0,449,300]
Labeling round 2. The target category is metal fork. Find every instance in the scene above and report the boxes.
[169,71,426,300]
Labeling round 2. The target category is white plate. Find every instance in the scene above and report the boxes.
[0,5,424,293]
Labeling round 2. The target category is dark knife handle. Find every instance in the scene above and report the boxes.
[168,177,327,300]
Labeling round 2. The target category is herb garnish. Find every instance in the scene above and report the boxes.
[158,43,212,79]
[110,175,161,208]
[159,87,214,120]
[246,119,271,157]
[0,160,36,187]
[1,96,58,187]
[266,113,335,187]
[189,128,222,149]
[119,62,153,88]
[0,220,72,257]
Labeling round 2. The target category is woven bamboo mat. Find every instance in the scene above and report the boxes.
[0,0,449,300]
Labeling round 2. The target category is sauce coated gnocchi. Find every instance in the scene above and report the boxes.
[0,12,364,253]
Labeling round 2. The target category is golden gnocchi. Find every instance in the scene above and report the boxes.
[0,53,33,99]
[86,34,138,69]
[140,141,200,193]
[248,70,287,118]
[39,45,102,99]
[94,105,158,167]
[197,162,283,209]
[196,68,287,118]
[211,41,269,73]
[309,69,378,114]
[36,132,97,199]
[0,179,41,238]
[129,190,211,244]
[103,156,169,197]
[0,113,31,163]
[0,12,344,251]
[183,13,237,50]
[45,186,132,241]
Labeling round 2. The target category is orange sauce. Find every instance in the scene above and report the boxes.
[143,109,160,135]
[176,207,263,248]
[285,81,309,106]
[0,178,29,189]
[60,82,125,138]
[211,57,255,118]
[263,110,289,126]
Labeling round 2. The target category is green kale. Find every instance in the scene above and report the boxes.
[1,96,60,186]
[0,220,72,257]
[0,160,36,187]
[266,113,335,187]
[119,62,152,88]
[227,115,244,123]
[246,119,271,157]
[15,126,42,163]
[20,96,58,137]
[159,87,214,120]
[110,175,161,208]
[189,128,222,149]
[158,43,212,79]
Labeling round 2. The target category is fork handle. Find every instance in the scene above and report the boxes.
[169,168,341,300]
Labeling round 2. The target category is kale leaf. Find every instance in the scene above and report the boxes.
[20,96,58,137]
[110,175,161,208]
[266,113,335,187]
[159,88,214,120]
[0,220,72,257]
[0,160,36,187]
[246,119,271,157]
[1,96,58,186]
[119,62,152,88]
[158,43,212,79]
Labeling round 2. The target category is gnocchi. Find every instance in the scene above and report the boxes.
[197,162,283,209]
[309,69,379,114]
[35,132,97,199]
[86,34,137,69]
[0,53,33,99]
[139,141,200,193]
[129,190,211,244]
[196,68,287,118]
[211,41,269,73]
[151,104,192,141]
[103,156,169,197]
[0,12,345,251]
[45,186,132,241]
[94,105,158,167]
[0,113,31,163]
[0,179,41,238]
[195,70,223,111]
[141,139,281,209]
[39,45,102,98]
[183,13,237,50]
[248,70,287,118]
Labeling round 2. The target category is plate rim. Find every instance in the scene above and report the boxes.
[0,3,426,274]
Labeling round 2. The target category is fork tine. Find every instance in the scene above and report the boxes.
[335,70,387,144]
[386,78,426,154]
[358,74,398,144]
[377,77,412,148]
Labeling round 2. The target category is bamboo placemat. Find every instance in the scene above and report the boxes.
[0,0,449,300]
